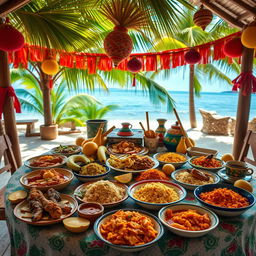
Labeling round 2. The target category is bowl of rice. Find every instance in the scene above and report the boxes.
[153,152,188,168]
[128,180,186,210]
[171,168,220,190]
[74,180,128,208]
[73,163,110,182]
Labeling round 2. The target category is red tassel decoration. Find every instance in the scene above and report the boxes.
[0,86,21,118]
[59,53,74,68]
[232,71,256,96]
[132,73,136,87]
[160,54,171,69]
[146,55,157,71]
[87,56,96,74]
[48,79,54,89]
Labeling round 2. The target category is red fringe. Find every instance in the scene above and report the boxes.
[172,51,185,68]
[87,56,96,74]
[75,55,87,69]
[117,58,128,71]
[97,57,112,71]
[0,86,21,119]
[213,41,226,60]
[232,71,256,96]
[160,54,170,69]
[59,53,74,68]
[199,46,210,64]
[146,55,157,71]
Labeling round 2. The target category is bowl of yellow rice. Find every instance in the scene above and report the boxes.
[153,152,188,168]
[128,180,186,210]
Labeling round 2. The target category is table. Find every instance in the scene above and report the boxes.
[5,164,256,256]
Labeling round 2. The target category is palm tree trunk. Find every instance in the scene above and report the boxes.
[189,64,197,128]
[41,76,53,126]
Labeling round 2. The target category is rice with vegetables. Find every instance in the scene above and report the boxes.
[175,171,214,185]
[80,163,106,176]
[81,180,126,204]
[133,182,179,203]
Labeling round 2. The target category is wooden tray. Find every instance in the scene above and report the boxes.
[14,194,77,226]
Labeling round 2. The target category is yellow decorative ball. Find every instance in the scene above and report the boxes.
[241,26,256,49]
[41,59,59,75]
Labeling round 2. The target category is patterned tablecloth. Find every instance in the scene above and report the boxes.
[5,164,256,256]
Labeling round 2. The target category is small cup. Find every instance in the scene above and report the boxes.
[78,202,104,223]
[144,136,159,153]
[225,161,254,178]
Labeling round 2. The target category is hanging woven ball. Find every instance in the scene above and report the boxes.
[127,57,142,73]
[0,20,24,52]
[184,49,201,64]
[193,6,213,30]
[104,26,133,67]
[241,25,256,49]
[41,59,59,75]
[223,38,243,58]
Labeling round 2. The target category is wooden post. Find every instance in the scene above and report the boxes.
[0,19,22,167]
[232,47,254,160]
[189,64,197,128]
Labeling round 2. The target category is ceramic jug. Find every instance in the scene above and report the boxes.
[117,122,133,136]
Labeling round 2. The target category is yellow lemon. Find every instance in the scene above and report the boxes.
[114,173,132,184]
[63,217,90,233]
[221,153,234,162]
[162,164,175,175]
[234,180,253,193]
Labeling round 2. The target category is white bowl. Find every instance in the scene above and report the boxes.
[128,180,186,210]
[158,203,219,238]
[171,168,221,190]
[153,152,188,168]
[94,209,164,252]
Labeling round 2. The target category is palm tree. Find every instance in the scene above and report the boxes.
[150,9,239,128]
[11,69,119,126]
[8,0,193,132]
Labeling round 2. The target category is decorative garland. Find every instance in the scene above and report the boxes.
[0,86,21,118]
[8,32,243,74]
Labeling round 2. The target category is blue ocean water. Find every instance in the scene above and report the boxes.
[16,88,256,124]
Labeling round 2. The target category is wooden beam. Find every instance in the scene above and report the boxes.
[0,18,22,167]
[201,0,244,28]
[0,0,30,17]
[232,47,254,160]
[228,0,256,17]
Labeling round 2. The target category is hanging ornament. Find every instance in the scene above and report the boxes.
[184,49,201,64]
[0,17,24,52]
[223,37,243,58]
[127,57,142,87]
[193,5,213,30]
[241,22,256,49]
[100,0,147,67]
[41,59,59,75]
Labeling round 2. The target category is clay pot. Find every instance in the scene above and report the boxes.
[40,124,58,140]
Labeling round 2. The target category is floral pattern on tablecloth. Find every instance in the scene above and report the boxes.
[5,165,256,256]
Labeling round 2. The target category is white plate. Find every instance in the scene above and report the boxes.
[106,156,159,173]
[24,155,67,169]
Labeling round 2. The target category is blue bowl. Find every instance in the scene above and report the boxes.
[194,183,256,216]
[73,164,110,182]
[94,208,164,252]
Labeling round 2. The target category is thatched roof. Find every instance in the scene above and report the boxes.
[191,0,256,28]
[0,0,30,17]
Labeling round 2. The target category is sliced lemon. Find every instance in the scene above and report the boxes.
[63,217,90,233]
[8,190,27,204]
[114,173,133,183]
[234,180,253,193]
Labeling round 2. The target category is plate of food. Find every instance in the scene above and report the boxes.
[74,180,128,208]
[158,203,219,238]
[73,162,110,182]
[171,168,220,190]
[153,152,187,168]
[51,145,81,156]
[25,155,67,169]
[189,155,224,171]
[107,140,148,155]
[106,154,158,173]
[13,188,77,225]
[94,209,164,252]
[20,168,74,191]
[128,180,186,210]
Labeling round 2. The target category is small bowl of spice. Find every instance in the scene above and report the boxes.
[78,202,104,222]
